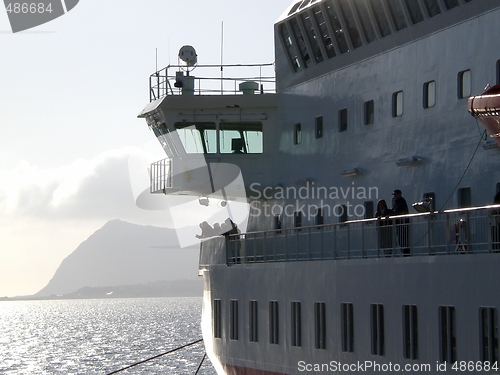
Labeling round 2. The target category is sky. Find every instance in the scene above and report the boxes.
[0,0,293,297]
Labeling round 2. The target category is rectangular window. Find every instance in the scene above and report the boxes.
[422,0,441,17]
[370,0,392,37]
[213,299,222,339]
[230,300,239,340]
[385,0,407,31]
[220,122,263,154]
[364,201,374,219]
[443,0,459,10]
[458,70,471,99]
[269,301,279,345]
[339,108,348,132]
[365,100,374,125]
[341,303,354,352]
[458,187,471,208]
[315,302,327,349]
[294,123,302,145]
[315,116,324,138]
[337,204,348,223]
[291,301,302,347]
[316,208,324,226]
[480,307,498,363]
[294,211,302,228]
[424,81,436,108]
[371,304,385,356]
[393,91,404,117]
[497,60,500,85]
[274,215,282,232]
[249,300,258,342]
[403,305,418,359]
[404,0,424,24]
[175,123,217,154]
[439,306,456,363]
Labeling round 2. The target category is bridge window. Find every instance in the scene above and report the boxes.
[290,17,312,68]
[353,1,376,43]
[220,122,263,154]
[337,0,362,48]
[213,299,222,338]
[325,0,349,54]
[385,0,407,31]
[175,123,216,154]
[403,0,424,24]
[280,23,301,72]
[301,12,324,64]
[313,5,336,59]
[370,0,392,37]
[443,0,459,10]
[422,0,441,17]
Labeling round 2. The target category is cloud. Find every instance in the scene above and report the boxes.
[0,147,167,225]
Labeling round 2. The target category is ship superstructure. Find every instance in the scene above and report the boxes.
[139,0,500,374]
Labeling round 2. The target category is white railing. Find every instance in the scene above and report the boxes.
[226,205,500,264]
[149,63,276,102]
[150,158,171,193]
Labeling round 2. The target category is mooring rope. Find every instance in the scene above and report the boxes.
[194,352,207,375]
[105,338,203,375]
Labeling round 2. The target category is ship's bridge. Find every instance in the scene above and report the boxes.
[138,60,278,197]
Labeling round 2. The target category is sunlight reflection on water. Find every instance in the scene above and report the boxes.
[0,297,216,374]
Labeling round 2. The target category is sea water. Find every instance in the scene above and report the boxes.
[0,297,216,374]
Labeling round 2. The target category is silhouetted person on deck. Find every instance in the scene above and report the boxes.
[375,199,393,256]
[392,189,410,255]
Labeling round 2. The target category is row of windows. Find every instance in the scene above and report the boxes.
[213,298,498,363]
[281,0,473,73]
[292,66,489,141]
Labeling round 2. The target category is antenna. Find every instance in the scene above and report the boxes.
[221,21,224,94]
[155,48,158,72]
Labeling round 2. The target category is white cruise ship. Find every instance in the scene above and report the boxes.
[138,0,500,373]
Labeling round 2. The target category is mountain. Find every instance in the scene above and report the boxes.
[36,220,201,297]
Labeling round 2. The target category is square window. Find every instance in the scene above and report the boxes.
[393,91,404,117]
[339,108,348,132]
[424,81,436,108]
[315,116,323,138]
[365,100,374,125]
[458,70,471,99]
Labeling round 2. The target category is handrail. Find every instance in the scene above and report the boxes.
[225,205,500,264]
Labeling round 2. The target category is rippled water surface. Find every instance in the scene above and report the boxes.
[0,297,216,374]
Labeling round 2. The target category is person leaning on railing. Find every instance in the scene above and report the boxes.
[375,199,393,257]
[392,189,410,256]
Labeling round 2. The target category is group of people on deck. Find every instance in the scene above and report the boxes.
[375,189,410,256]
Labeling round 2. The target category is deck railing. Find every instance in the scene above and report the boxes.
[149,63,276,102]
[226,205,500,264]
[150,158,171,193]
